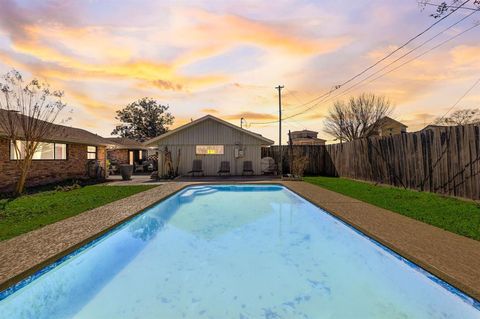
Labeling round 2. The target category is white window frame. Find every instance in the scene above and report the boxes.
[87,145,97,160]
[195,145,224,155]
[10,140,67,160]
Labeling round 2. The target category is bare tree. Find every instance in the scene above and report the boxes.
[434,108,480,125]
[418,0,480,18]
[323,93,393,142]
[0,70,66,195]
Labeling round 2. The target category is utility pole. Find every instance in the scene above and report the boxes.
[276,85,284,176]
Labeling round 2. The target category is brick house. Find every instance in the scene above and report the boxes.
[374,116,407,136]
[105,137,157,174]
[0,110,112,191]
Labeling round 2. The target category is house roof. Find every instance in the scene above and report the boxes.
[378,116,408,128]
[0,109,112,146]
[144,114,274,146]
[419,124,453,132]
[291,129,318,134]
[291,137,326,142]
[104,137,149,150]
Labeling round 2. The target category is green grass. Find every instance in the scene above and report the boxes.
[304,176,480,241]
[0,185,156,241]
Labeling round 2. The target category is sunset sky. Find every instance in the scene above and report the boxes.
[0,0,479,143]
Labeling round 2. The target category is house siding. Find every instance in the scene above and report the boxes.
[0,138,106,191]
[157,118,268,176]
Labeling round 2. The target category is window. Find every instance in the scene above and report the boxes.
[55,143,67,160]
[87,146,97,160]
[195,145,224,155]
[10,141,67,160]
[129,151,134,165]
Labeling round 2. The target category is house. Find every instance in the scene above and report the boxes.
[0,109,111,191]
[105,137,157,173]
[288,130,326,145]
[375,116,407,136]
[419,124,446,132]
[144,115,274,176]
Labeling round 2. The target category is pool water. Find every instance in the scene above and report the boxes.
[1,185,479,318]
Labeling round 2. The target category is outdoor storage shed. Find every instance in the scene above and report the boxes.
[144,115,274,177]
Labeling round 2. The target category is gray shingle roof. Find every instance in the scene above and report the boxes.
[0,109,112,146]
[104,137,148,150]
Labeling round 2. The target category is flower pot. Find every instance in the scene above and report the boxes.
[119,164,133,180]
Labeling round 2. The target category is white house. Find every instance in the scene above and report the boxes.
[144,115,274,176]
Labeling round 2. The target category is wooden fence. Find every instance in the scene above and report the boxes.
[262,145,328,176]
[263,124,480,200]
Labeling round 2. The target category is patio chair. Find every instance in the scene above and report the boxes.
[188,159,204,176]
[134,162,144,173]
[242,161,254,175]
[217,161,230,176]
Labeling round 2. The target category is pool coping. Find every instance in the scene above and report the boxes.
[0,181,479,301]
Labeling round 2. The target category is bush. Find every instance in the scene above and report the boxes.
[292,149,309,177]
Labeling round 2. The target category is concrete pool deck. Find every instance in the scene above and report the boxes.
[0,181,479,301]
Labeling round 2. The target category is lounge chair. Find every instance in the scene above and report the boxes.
[188,159,204,176]
[242,161,254,175]
[217,161,230,176]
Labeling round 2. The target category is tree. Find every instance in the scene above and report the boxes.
[323,93,393,142]
[418,1,480,18]
[0,70,66,195]
[112,98,174,141]
[434,108,480,125]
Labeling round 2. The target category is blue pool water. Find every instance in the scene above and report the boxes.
[1,185,479,318]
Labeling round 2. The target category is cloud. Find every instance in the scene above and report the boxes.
[223,112,277,121]
[180,9,350,56]
[65,89,117,120]
[450,45,480,68]
[200,108,219,114]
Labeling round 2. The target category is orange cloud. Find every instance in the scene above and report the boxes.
[181,9,350,56]
[200,108,220,114]
[450,45,480,68]
[223,112,277,121]
[66,89,117,120]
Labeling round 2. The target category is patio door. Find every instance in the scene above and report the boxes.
[129,151,134,165]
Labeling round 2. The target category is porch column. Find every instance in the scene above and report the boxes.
[157,145,164,178]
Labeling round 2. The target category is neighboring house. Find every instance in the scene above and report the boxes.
[144,115,274,176]
[0,110,111,191]
[374,117,407,136]
[419,124,447,132]
[288,130,326,145]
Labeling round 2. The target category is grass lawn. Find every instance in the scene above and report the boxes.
[0,185,156,241]
[304,176,480,241]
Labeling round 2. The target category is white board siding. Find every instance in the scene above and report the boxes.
[157,118,267,176]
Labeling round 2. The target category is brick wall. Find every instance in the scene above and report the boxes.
[107,149,129,164]
[0,138,106,191]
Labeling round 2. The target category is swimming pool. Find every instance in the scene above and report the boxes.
[0,185,479,318]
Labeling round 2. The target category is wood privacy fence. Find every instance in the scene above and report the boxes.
[262,124,480,200]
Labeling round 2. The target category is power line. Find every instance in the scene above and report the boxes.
[318,20,480,109]
[256,7,479,124]
[433,76,480,125]
[249,0,472,125]
[293,4,479,120]
[422,1,479,11]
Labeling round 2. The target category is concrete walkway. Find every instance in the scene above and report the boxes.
[1,181,479,300]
